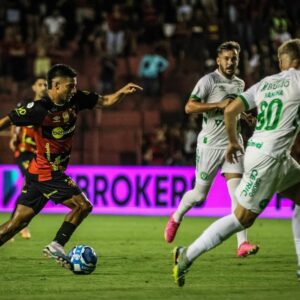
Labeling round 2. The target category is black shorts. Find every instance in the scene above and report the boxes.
[17,172,82,214]
[15,152,35,176]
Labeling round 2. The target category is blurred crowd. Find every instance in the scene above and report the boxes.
[1,0,300,86]
[0,0,299,165]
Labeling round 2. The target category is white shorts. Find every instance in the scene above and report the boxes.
[195,146,244,185]
[236,148,300,214]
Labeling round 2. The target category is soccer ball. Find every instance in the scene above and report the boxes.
[68,245,98,275]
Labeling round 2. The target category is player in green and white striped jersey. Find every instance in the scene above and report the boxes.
[164,41,258,258]
[172,39,300,286]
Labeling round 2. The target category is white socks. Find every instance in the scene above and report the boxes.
[186,213,244,262]
[173,182,210,223]
[227,178,247,247]
[292,205,300,266]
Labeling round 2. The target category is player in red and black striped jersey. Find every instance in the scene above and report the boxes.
[0,64,142,269]
[9,77,48,240]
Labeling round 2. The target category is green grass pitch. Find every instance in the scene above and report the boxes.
[0,213,299,300]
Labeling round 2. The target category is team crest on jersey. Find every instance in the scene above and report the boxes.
[26,102,34,108]
[200,172,208,180]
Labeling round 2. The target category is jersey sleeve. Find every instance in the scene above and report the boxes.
[189,75,213,103]
[238,82,259,111]
[72,90,99,111]
[8,101,47,126]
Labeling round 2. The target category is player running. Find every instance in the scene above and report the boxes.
[172,39,300,286]
[164,41,258,257]
[9,77,48,240]
[0,64,142,269]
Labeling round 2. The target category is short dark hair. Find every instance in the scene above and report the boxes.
[32,76,46,85]
[47,64,77,88]
[278,39,300,61]
[217,41,241,55]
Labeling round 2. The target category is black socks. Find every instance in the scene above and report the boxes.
[54,221,77,246]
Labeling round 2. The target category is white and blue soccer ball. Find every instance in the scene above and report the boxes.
[68,245,98,275]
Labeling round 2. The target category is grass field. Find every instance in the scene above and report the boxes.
[0,213,299,300]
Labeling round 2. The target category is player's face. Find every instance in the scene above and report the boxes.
[217,49,239,78]
[55,77,77,103]
[32,79,47,99]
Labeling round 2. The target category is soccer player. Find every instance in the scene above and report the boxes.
[9,77,48,240]
[164,41,258,257]
[0,64,142,269]
[172,39,300,286]
[292,205,300,279]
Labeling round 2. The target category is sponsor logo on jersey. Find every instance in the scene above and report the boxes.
[260,79,290,92]
[52,127,64,139]
[247,139,263,149]
[51,125,76,139]
[241,169,261,197]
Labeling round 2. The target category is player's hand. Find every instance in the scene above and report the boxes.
[241,112,256,127]
[119,83,143,95]
[9,139,16,152]
[226,142,244,164]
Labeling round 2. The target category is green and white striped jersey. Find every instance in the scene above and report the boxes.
[190,69,245,148]
[240,68,300,157]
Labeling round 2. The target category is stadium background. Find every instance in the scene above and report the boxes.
[0,1,300,300]
[0,0,299,166]
[0,0,298,217]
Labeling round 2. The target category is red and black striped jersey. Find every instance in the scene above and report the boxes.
[8,90,98,181]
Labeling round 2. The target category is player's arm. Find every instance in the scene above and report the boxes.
[0,116,12,131]
[9,124,18,152]
[185,98,231,114]
[224,97,246,163]
[96,83,143,108]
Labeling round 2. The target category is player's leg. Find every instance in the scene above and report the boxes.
[173,203,258,286]
[224,172,259,257]
[42,174,92,269]
[164,147,219,243]
[13,152,34,239]
[172,150,276,286]
[0,204,35,245]
[43,193,92,270]
[1,177,46,245]
[291,205,300,280]
[276,154,300,279]
[277,162,300,280]
[50,193,92,248]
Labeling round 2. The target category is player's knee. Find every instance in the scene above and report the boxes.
[80,201,93,215]
[235,207,257,228]
[11,216,31,229]
[85,202,93,214]
[239,215,256,228]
